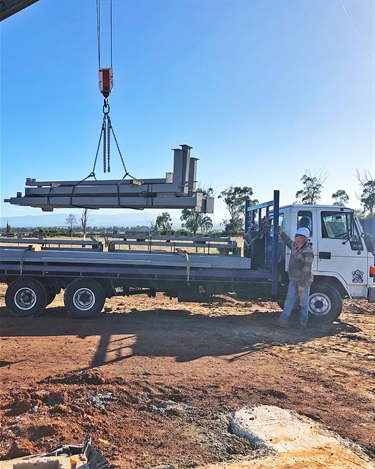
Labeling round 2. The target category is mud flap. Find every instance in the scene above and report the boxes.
[368,285,375,302]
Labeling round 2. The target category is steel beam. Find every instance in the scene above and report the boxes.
[24,183,192,197]
[4,144,211,212]
[0,248,251,269]
[25,177,169,186]
[5,194,214,212]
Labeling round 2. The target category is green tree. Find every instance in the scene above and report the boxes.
[356,170,375,217]
[180,187,214,235]
[155,212,173,232]
[199,215,213,233]
[332,189,349,206]
[218,186,258,234]
[180,210,213,235]
[295,169,326,204]
[5,222,12,235]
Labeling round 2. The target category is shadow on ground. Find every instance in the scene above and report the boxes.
[0,303,361,367]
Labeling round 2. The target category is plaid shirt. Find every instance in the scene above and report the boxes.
[281,232,314,287]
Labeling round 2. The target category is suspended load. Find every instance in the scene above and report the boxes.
[4,1,214,215]
[4,145,215,213]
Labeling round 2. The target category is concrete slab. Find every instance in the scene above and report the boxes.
[202,405,374,469]
[230,405,344,453]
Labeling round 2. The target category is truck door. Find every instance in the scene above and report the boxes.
[317,210,368,297]
[283,209,318,273]
[296,209,318,272]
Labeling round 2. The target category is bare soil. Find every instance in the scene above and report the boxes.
[0,284,374,468]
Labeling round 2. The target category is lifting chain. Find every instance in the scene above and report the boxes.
[89,101,136,180]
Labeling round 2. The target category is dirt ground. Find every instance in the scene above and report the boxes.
[0,283,374,468]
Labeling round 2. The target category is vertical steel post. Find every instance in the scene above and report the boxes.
[188,157,198,195]
[245,199,250,234]
[271,190,280,296]
[173,145,192,194]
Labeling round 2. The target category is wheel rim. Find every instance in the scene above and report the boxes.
[309,292,331,317]
[14,287,37,311]
[73,288,95,311]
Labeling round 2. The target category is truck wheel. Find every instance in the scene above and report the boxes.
[309,283,342,324]
[5,278,48,317]
[64,279,105,319]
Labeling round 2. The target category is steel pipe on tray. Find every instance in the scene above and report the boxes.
[0,248,251,269]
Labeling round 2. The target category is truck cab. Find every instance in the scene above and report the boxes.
[278,203,375,322]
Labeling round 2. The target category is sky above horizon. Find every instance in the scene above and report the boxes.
[1,0,374,226]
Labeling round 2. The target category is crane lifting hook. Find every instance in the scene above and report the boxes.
[99,68,113,99]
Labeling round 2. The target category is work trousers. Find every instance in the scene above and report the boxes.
[280,280,311,326]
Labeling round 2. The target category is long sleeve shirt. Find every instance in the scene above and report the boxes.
[281,232,314,287]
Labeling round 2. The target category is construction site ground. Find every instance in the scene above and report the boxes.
[0,283,374,468]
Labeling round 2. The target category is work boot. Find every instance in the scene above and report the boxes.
[277,318,288,328]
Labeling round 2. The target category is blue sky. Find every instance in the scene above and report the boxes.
[1,0,374,226]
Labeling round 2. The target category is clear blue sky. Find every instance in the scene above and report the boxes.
[1,0,374,225]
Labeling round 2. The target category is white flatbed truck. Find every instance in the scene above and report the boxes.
[1,191,374,323]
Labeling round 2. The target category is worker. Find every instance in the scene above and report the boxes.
[277,226,314,329]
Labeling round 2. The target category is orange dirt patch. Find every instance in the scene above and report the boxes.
[0,284,374,468]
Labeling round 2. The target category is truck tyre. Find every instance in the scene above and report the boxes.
[309,283,342,324]
[64,279,105,319]
[5,277,48,317]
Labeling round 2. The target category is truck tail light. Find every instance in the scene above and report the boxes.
[369,266,375,277]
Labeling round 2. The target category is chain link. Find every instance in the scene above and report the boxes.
[107,116,111,172]
[103,117,107,173]
[89,100,135,179]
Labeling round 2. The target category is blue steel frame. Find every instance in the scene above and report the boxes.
[245,190,280,295]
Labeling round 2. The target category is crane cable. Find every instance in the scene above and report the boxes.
[96,0,113,70]
[91,0,136,181]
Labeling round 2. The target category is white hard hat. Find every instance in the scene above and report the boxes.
[295,227,310,238]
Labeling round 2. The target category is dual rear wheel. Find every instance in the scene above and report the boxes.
[5,277,106,319]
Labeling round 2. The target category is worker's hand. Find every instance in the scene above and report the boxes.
[298,286,305,294]
[278,225,283,234]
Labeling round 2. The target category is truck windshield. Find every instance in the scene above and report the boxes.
[321,212,350,239]
[321,211,364,251]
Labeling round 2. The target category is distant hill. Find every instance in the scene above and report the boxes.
[0,212,181,229]
[1,212,222,230]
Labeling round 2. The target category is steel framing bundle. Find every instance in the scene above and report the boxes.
[4,145,214,213]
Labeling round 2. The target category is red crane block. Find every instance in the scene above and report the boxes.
[99,68,113,98]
